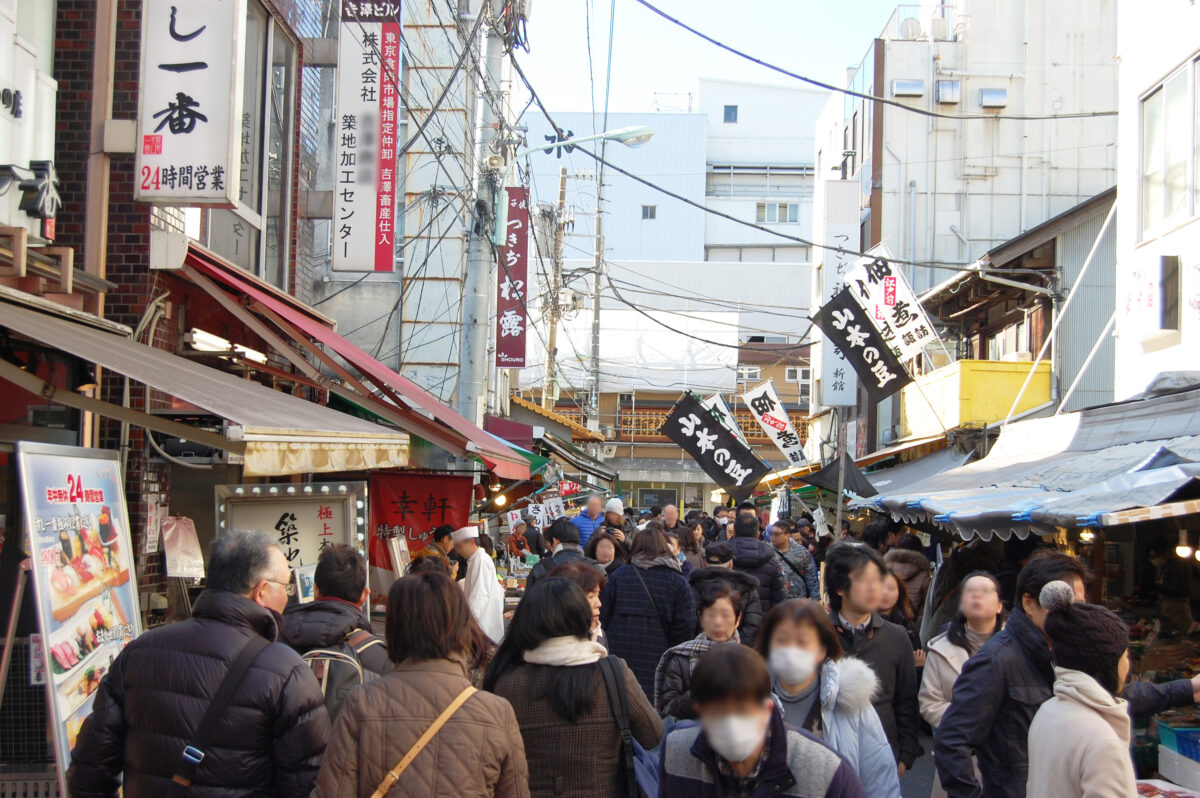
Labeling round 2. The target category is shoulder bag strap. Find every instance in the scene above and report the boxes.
[631,566,673,642]
[598,656,638,798]
[778,550,807,580]
[369,685,477,798]
[171,634,271,790]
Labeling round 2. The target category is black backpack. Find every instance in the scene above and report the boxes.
[300,629,384,719]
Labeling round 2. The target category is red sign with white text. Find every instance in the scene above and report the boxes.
[368,472,474,574]
[495,187,529,368]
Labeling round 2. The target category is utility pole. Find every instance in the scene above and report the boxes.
[458,0,503,426]
[588,178,604,434]
[542,167,568,408]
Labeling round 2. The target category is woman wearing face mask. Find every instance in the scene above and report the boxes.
[654,581,742,719]
[664,530,695,576]
[919,571,1005,798]
[1026,581,1136,798]
[756,600,901,798]
[660,644,866,798]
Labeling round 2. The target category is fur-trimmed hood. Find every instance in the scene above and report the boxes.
[821,656,879,715]
[884,548,930,579]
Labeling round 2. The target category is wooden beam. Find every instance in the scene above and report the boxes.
[43,247,74,294]
[0,226,28,278]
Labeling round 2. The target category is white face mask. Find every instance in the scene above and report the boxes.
[768,646,818,685]
[702,712,767,763]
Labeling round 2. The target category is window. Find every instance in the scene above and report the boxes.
[641,205,656,220]
[723,105,738,123]
[786,367,812,400]
[1162,255,1181,330]
[979,88,1008,108]
[936,80,961,104]
[755,202,801,224]
[1142,68,1192,235]
[203,1,296,288]
[737,366,760,382]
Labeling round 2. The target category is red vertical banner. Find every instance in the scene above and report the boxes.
[375,21,401,272]
[496,186,529,368]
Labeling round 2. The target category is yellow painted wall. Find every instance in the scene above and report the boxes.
[900,360,1052,438]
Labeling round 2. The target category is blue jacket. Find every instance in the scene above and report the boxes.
[601,561,696,697]
[776,657,901,798]
[659,706,866,798]
[571,509,605,548]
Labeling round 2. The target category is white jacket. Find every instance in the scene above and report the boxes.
[1026,666,1136,798]
[462,547,505,642]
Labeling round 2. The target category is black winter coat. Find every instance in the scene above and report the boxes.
[526,544,601,590]
[831,611,922,769]
[729,537,786,610]
[687,567,763,646]
[600,562,697,697]
[280,597,390,676]
[67,591,329,798]
[935,608,1196,798]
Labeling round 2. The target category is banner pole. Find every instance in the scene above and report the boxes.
[834,413,846,535]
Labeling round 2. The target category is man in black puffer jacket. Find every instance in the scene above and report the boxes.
[688,541,764,646]
[729,514,785,612]
[68,530,329,798]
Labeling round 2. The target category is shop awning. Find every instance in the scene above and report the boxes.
[798,453,879,498]
[540,431,617,485]
[852,386,1200,540]
[866,447,975,494]
[509,394,605,442]
[759,434,948,489]
[0,300,410,476]
[182,248,528,479]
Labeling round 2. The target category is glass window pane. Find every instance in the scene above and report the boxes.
[207,209,260,270]
[1141,88,1164,234]
[1164,72,1189,222]
[263,24,295,289]
[756,203,766,223]
[766,204,777,223]
[239,4,267,213]
[788,203,799,223]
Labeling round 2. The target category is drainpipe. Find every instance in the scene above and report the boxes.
[907,180,917,286]
[85,0,119,316]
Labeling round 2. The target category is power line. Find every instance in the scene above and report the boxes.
[632,0,1118,122]
[509,53,978,272]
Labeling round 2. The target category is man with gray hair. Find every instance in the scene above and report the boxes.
[68,530,329,797]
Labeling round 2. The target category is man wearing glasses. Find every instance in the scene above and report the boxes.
[68,529,329,797]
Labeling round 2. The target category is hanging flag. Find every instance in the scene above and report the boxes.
[701,393,748,445]
[811,288,913,403]
[661,392,771,503]
[741,380,807,466]
[844,257,942,363]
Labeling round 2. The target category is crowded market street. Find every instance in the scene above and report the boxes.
[2,1,1200,797]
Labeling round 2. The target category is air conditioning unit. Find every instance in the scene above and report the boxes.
[1001,351,1033,362]
[898,17,923,39]
[979,88,1009,108]
[930,17,950,41]
[601,444,617,459]
[891,79,926,97]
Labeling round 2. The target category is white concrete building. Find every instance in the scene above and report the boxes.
[699,78,828,263]
[812,0,1118,294]
[1112,0,1200,399]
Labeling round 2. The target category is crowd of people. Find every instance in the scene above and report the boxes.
[64,502,1200,798]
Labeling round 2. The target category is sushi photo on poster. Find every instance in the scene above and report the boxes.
[15,442,141,780]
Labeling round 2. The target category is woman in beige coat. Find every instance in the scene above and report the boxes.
[1026,581,1136,798]
[313,571,529,798]
[919,572,1005,798]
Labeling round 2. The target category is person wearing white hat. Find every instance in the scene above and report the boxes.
[602,497,637,543]
[453,526,505,643]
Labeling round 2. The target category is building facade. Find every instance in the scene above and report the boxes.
[1112,0,1200,399]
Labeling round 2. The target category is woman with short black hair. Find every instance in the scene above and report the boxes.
[485,578,661,798]
[654,580,743,719]
[659,645,867,798]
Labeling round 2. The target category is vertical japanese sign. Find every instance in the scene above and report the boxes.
[817,222,859,406]
[701,392,749,445]
[16,444,141,790]
[135,0,245,204]
[661,392,771,503]
[742,380,807,466]
[216,483,364,568]
[843,257,942,363]
[333,0,402,272]
[496,186,530,367]
[811,288,913,403]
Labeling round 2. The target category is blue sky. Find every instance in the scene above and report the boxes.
[517,0,902,115]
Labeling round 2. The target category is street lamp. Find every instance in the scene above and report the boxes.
[492,125,655,244]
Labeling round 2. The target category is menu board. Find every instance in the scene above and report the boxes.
[16,443,141,783]
[216,482,367,569]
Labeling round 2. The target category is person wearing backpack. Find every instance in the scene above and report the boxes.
[485,577,662,798]
[281,544,389,716]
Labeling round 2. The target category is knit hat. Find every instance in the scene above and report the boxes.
[605,497,624,515]
[1040,580,1128,691]
[704,541,735,565]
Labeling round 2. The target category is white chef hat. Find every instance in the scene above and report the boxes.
[451,526,479,543]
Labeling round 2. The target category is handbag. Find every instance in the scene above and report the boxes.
[170,634,270,793]
[369,686,477,798]
[597,656,660,798]
[631,566,673,642]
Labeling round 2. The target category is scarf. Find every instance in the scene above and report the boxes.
[654,632,740,708]
[633,553,682,572]
[523,635,607,667]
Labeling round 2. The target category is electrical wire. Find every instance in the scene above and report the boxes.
[632,0,1118,122]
